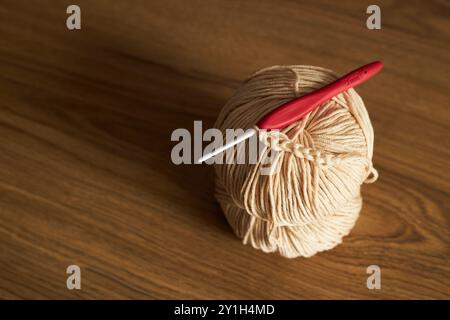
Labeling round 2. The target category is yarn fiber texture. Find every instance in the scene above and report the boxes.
[214,65,378,258]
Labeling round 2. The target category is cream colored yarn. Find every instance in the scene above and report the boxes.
[214,65,378,258]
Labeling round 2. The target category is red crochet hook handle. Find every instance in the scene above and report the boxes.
[257,61,384,130]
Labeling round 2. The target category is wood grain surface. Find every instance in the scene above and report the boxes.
[0,0,449,299]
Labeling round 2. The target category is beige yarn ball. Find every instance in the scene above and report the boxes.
[214,65,378,258]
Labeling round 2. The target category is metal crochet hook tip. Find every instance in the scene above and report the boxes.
[196,128,257,163]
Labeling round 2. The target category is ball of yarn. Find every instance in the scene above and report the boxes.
[214,65,378,258]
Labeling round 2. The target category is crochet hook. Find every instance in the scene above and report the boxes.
[197,61,383,163]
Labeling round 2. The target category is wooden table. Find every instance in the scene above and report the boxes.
[0,0,449,299]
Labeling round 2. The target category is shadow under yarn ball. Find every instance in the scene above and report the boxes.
[214,65,378,258]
